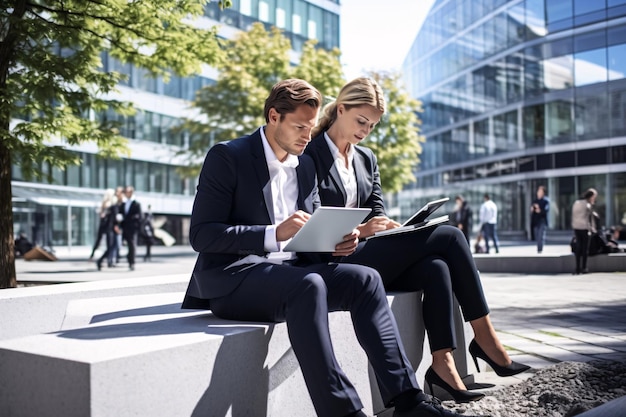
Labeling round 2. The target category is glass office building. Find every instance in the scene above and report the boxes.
[400,0,626,238]
[11,0,340,248]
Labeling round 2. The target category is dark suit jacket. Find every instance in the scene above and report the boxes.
[182,128,321,309]
[120,199,142,234]
[305,133,386,221]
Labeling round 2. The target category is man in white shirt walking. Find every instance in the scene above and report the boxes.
[479,193,499,254]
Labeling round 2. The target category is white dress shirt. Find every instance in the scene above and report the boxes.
[324,132,358,208]
[226,128,299,270]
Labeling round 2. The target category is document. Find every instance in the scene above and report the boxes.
[365,197,450,240]
[283,207,371,252]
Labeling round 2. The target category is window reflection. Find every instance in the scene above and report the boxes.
[608,44,626,80]
[574,49,608,86]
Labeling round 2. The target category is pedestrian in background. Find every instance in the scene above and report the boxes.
[95,189,120,271]
[89,189,113,261]
[141,205,155,262]
[453,195,472,244]
[479,193,499,254]
[120,185,142,271]
[571,188,598,275]
[530,185,550,254]
[112,186,126,265]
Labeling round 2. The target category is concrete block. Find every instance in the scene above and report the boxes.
[0,290,474,417]
[0,274,190,341]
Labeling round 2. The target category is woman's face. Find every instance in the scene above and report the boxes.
[334,104,383,146]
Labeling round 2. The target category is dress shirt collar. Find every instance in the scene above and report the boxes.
[261,126,299,169]
[324,131,354,167]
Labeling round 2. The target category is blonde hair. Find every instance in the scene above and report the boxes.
[100,188,117,212]
[312,77,386,137]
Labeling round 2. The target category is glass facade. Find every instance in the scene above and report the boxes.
[12,0,340,247]
[400,0,626,237]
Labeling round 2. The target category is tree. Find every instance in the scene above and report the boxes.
[362,71,424,194]
[0,0,230,288]
[179,22,344,177]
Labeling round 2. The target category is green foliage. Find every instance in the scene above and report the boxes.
[1,0,224,179]
[179,22,346,177]
[362,71,424,194]
[0,0,225,287]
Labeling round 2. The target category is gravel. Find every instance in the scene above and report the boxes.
[445,360,626,417]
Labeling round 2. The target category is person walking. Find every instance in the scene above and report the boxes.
[120,185,142,271]
[530,185,550,254]
[182,79,479,417]
[453,195,472,244]
[112,186,125,265]
[141,205,155,262]
[479,194,499,254]
[306,77,529,404]
[572,188,598,275]
[95,189,120,270]
[89,189,114,261]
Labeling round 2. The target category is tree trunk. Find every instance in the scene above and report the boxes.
[0,0,27,288]
[0,140,17,288]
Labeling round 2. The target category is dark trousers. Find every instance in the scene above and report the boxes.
[481,223,499,253]
[98,230,117,267]
[210,262,419,417]
[344,225,490,352]
[533,220,547,253]
[90,222,107,258]
[122,230,138,267]
[574,229,590,273]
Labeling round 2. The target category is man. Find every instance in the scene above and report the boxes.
[182,79,477,417]
[479,193,499,254]
[453,195,472,243]
[530,185,550,254]
[120,185,142,270]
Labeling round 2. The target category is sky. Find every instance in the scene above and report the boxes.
[339,0,436,80]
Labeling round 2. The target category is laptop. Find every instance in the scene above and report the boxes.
[365,197,450,240]
[283,207,372,252]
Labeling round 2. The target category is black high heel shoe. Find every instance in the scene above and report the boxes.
[425,367,485,403]
[469,339,530,377]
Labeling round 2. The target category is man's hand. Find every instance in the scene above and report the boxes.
[276,210,311,242]
[332,229,360,257]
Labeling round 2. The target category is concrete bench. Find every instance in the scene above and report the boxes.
[474,252,626,274]
[0,282,474,417]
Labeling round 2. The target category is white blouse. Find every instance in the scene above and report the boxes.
[324,132,358,208]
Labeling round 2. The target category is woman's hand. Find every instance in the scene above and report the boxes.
[357,216,400,238]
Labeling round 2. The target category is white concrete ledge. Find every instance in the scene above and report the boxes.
[474,253,626,274]
[0,282,474,417]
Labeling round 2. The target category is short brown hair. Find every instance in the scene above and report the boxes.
[264,79,322,122]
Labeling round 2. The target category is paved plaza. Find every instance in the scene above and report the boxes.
[13,243,626,388]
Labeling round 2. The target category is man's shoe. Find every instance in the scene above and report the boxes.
[393,396,489,417]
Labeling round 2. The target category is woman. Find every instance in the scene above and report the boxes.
[95,189,120,270]
[305,77,530,403]
[571,188,598,274]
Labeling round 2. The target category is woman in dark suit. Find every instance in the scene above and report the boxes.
[305,77,529,403]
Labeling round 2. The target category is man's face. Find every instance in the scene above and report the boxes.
[268,104,319,160]
[537,188,544,199]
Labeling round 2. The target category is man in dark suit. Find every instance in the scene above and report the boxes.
[182,79,472,417]
[120,185,142,270]
[453,195,473,243]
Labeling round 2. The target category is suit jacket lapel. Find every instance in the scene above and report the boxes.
[352,150,370,208]
[316,137,348,206]
[249,129,274,224]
